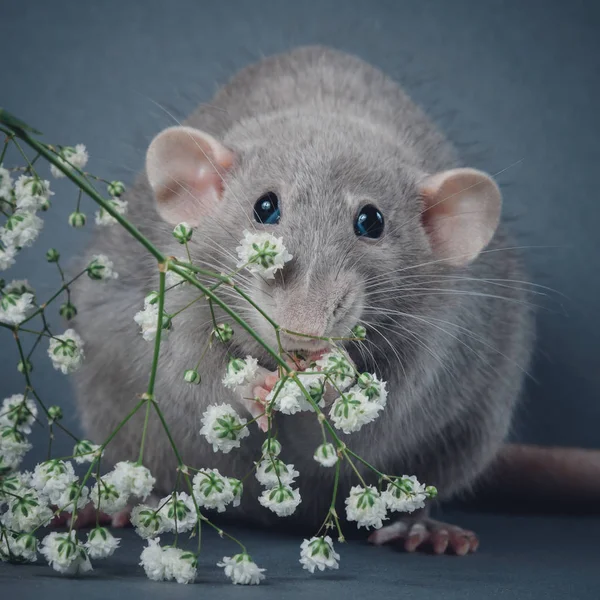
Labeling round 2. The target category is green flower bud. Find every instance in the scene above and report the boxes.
[261,438,282,457]
[40,200,51,211]
[351,324,367,339]
[46,248,60,263]
[17,359,33,374]
[48,405,63,422]
[213,323,234,343]
[425,485,438,499]
[145,291,160,305]
[183,369,201,384]
[107,180,126,197]
[68,211,86,228]
[59,302,78,320]
[172,222,193,244]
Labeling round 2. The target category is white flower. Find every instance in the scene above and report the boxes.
[316,348,355,391]
[381,475,427,514]
[133,294,170,342]
[84,527,120,559]
[299,536,340,573]
[258,484,301,517]
[199,403,249,453]
[56,481,90,514]
[345,485,387,530]
[72,439,102,464]
[255,459,299,488]
[264,375,319,415]
[0,289,35,325]
[0,394,38,434]
[356,373,388,408]
[162,547,197,584]
[47,329,85,374]
[261,438,282,457]
[3,490,53,532]
[230,478,243,507]
[90,478,128,515]
[95,198,128,226]
[4,533,38,562]
[0,211,43,249]
[40,531,92,575]
[31,460,78,506]
[236,230,293,279]
[329,389,382,434]
[50,144,89,178]
[87,254,118,280]
[218,553,265,585]
[0,472,30,508]
[313,443,338,467]
[222,356,259,389]
[157,492,198,533]
[109,461,155,501]
[14,175,53,211]
[0,165,12,200]
[139,538,197,584]
[131,504,168,539]
[192,469,235,513]
[0,245,16,271]
[0,427,32,471]
[172,222,193,244]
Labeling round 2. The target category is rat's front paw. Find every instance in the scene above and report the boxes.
[235,366,279,432]
[368,516,479,555]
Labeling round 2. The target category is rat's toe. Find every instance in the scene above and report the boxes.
[431,528,450,554]
[111,506,132,528]
[73,502,111,529]
[404,523,429,552]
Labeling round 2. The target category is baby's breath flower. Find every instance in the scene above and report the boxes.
[157,492,198,533]
[5,533,38,563]
[356,373,388,408]
[0,427,32,471]
[265,375,324,415]
[0,287,35,325]
[213,322,234,343]
[47,405,63,422]
[139,537,165,581]
[131,505,168,539]
[192,468,235,513]
[222,356,259,389]
[382,475,428,514]
[95,198,128,226]
[45,248,60,262]
[199,403,249,453]
[299,536,340,573]
[351,324,367,339]
[313,443,338,467]
[59,301,78,320]
[236,230,293,279]
[87,254,118,280]
[47,328,84,374]
[0,471,29,506]
[85,527,120,559]
[139,538,197,584]
[107,180,125,197]
[17,359,33,374]
[0,165,13,200]
[89,479,127,515]
[133,294,171,342]
[261,437,282,457]
[57,481,90,514]
[109,461,155,501]
[50,144,89,178]
[230,478,243,507]
[0,244,16,271]
[68,211,86,228]
[218,553,266,585]
[73,439,102,464]
[31,459,78,506]
[40,531,92,575]
[255,459,299,488]
[3,489,53,532]
[345,485,387,530]
[329,389,382,434]
[183,369,201,384]
[316,348,355,391]
[14,175,53,212]
[172,222,193,244]
[0,394,38,434]
[1,211,43,249]
[258,484,301,517]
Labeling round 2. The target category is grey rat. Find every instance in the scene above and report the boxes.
[70,46,565,553]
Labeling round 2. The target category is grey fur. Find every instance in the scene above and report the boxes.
[71,46,534,529]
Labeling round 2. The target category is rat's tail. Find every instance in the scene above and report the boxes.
[476,444,600,513]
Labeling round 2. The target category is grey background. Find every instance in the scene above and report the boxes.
[1,0,599,597]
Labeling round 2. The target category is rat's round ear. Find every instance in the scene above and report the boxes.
[418,168,502,267]
[145,126,234,226]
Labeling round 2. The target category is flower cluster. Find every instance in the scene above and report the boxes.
[236,231,293,279]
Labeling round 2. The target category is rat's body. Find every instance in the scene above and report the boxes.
[71,47,535,550]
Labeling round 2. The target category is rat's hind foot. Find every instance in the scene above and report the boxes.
[368,516,479,555]
[51,502,112,529]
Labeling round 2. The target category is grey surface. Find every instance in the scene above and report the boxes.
[3,511,600,599]
[1,0,600,597]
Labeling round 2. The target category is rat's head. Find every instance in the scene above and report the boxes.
[145,121,501,363]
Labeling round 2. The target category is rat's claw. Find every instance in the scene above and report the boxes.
[368,516,479,555]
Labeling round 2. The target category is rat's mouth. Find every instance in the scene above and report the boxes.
[278,334,331,354]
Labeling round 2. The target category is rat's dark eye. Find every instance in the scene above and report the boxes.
[354,204,384,238]
[253,192,280,225]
